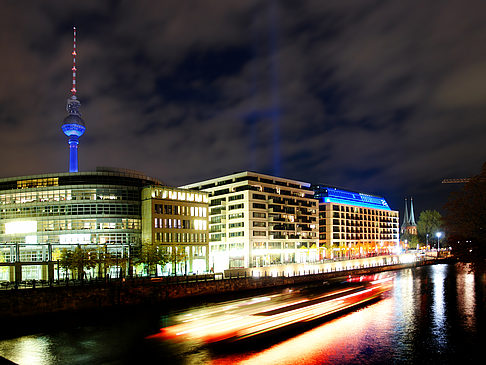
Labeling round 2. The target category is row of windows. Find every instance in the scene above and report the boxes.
[228,194,244,201]
[154,218,207,231]
[229,222,244,229]
[331,213,399,222]
[0,188,139,205]
[199,175,306,191]
[211,241,313,251]
[0,232,140,246]
[331,205,398,216]
[154,232,207,243]
[229,212,244,220]
[331,233,398,240]
[1,218,141,235]
[1,204,139,218]
[209,212,245,224]
[228,203,244,210]
[154,204,207,217]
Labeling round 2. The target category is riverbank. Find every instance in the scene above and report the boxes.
[1,257,455,328]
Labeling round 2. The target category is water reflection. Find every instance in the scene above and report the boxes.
[0,336,54,365]
[390,268,416,358]
[456,264,476,331]
[0,264,484,364]
[431,264,447,350]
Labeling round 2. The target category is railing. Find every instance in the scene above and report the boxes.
[0,252,453,291]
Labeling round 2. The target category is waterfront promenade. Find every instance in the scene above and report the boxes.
[1,252,453,322]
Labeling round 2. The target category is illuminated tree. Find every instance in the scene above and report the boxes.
[417,210,442,244]
[133,241,170,276]
[171,245,188,275]
[59,246,89,279]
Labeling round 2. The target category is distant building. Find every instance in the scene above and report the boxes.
[181,172,320,272]
[400,198,417,236]
[141,186,209,275]
[312,185,400,259]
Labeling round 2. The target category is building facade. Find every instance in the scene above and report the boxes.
[0,167,162,281]
[313,185,399,259]
[182,172,320,272]
[141,186,209,275]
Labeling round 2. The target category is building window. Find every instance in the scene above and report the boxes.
[229,222,244,228]
[252,203,266,209]
[229,203,244,210]
[253,231,266,236]
[252,193,266,200]
[253,212,266,218]
[253,221,266,227]
[164,205,173,215]
[229,212,244,219]
[228,194,244,201]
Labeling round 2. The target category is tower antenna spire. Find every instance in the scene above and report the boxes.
[62,26,86,173]
[71,26,77,97]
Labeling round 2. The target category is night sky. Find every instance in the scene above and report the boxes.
[1,1,485,218]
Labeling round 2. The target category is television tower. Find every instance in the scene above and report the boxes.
[61,26,86,173]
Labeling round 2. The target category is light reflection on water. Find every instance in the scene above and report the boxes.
[0,336,54,365]
[431,264,447,351]
[0,263,483,365]
[456,265,476,331]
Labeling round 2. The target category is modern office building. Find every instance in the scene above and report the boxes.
[0,167,162,281]
[181,171,320,272]
[313,185,400,259]
[141,185,209,275]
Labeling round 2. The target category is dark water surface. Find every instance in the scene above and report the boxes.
[1,263,485,364]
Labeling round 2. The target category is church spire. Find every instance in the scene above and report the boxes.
[401,198,410,230]
[409,197,416,226]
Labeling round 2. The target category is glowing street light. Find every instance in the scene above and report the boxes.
[436,232,442,252]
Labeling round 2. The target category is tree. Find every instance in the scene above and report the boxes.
[133,241,170,276]
[171,245,188,275]
[59,246,90,279]
[417,210,442,245]
[444,162,486,270]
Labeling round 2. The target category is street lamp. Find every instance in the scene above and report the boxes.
[436,232,442,253]
[426,233,429,250]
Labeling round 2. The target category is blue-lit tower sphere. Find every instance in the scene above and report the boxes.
[62,96,86,172]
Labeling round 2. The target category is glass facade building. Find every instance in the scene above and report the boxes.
[0,167,162,281]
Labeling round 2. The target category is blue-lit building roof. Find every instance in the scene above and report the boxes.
[312,185,391,210]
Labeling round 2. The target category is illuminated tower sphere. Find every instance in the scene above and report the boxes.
[61,26,85,173]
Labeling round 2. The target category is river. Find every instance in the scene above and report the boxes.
[1,263,484,364]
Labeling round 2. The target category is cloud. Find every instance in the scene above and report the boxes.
[0,0,485,216]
